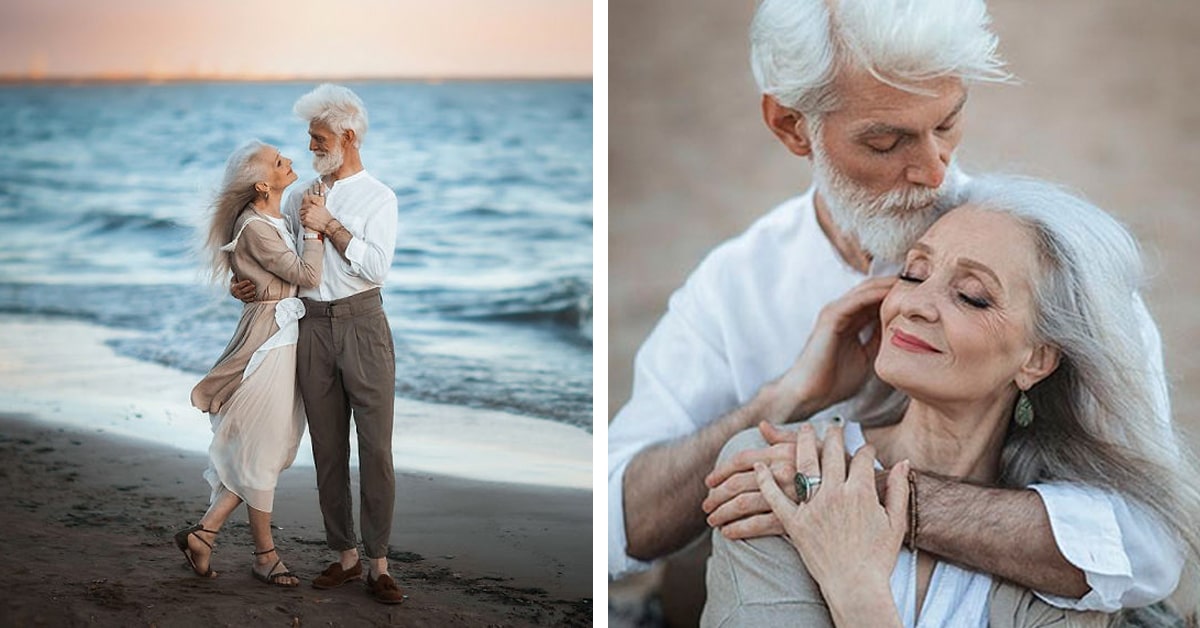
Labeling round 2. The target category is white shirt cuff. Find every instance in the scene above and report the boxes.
[344,236,366,274]
[1029,483,1131,612]
[608,457,653,579]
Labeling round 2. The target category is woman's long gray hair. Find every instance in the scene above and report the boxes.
[201,140,268,283]
[962,175,1200,594]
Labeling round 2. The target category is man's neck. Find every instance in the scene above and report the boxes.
[813,190,873,274]
[322,152,365,186]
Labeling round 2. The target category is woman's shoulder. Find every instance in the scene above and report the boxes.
[238,213,283,237]
[228,212,289,254]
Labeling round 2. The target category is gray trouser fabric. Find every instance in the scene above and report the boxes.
[298,288,396,559]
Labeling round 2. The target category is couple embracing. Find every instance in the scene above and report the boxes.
[175,84,403,605]
[611,0,1200,625]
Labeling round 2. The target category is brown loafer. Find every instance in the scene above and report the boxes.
[312,561,363,589]
[367,573,405,605]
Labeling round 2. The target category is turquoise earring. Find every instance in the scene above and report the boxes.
[1014,390,1034,427]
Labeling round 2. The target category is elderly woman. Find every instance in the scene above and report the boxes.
[175,141,325,587]
[701,176,1200,626]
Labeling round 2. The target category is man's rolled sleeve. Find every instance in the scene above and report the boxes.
[1030,482,1182,611]
[608,455,652,578]
[344,192,397,283]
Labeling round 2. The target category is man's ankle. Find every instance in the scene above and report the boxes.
[338,550,360,570]
[367,558,389,578]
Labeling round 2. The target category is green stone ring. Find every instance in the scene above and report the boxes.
[794,472,822,504]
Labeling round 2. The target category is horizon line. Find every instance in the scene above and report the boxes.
[0,72,592,86]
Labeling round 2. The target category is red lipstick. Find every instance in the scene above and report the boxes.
[890,328,941,354]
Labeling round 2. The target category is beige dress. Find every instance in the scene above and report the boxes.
[191,210,323,512]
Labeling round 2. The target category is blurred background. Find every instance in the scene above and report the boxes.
[0,0,595,475]
[610,0,1200,624]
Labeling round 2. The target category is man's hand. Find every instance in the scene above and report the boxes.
[702,421,813,539]
[230,277,256,303]
[300,182,334,233]
[771,277,895,423]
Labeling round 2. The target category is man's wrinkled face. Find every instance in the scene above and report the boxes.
[810,69,968,262]
[308,121,345,176]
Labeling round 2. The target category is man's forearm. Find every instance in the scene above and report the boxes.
[915,473,1089,598]
[324,219,352,258]
[623,385,791,561]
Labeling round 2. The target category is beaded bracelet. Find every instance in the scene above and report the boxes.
[905,469,919,550]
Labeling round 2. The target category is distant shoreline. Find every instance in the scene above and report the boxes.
[0,75,592,86]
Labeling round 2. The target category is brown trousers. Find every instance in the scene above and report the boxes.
[298,288,396,559]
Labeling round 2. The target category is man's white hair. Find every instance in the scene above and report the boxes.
[293,83,369,148]
[750,0,1011,114]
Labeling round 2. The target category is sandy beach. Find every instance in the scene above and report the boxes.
[0,316,591,627]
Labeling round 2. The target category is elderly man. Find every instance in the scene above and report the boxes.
[234,84,402,604]
[608,0,1180,614]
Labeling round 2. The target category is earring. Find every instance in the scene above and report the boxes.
[1014,390,1034,427]
[260,186,270,201]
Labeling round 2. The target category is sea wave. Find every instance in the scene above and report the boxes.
[71,210,187,236]
[0,81,592,430]
[401,276,592,334]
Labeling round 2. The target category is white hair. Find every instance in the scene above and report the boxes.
[960,176,1200,578]
[293,83,369,148]
[856,175,1200,608]
[750,0,1011,114]
[201,140,269,282]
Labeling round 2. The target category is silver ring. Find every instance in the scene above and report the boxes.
[794,472,822,503]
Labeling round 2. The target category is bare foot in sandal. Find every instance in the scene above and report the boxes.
[173,524,218,578]
[252,547,299,587]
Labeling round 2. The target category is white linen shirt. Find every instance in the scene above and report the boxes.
[283,170,398,301]
[838,421,994,628]
[607,188,1183,612]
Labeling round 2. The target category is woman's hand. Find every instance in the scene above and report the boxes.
[754,425,909,627]
[773,276,895,423]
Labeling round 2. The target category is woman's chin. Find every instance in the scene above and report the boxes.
[875,357,926,396]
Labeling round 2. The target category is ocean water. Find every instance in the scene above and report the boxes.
[0,81,592,431]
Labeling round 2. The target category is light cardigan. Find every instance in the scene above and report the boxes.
[699,419,1109,628]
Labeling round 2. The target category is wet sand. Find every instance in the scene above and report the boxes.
[0,414,591,627]
[0,314,591,626]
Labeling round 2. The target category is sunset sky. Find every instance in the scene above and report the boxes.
[0,0,592,80]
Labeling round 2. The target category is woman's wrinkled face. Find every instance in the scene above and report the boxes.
[256,145,297,192]
[875,206,1044,405]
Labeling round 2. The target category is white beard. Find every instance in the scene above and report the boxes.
[810,136,962,263]
[312,146,344,176]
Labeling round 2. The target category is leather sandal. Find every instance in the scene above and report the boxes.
[173,523,217,578]
[251,547,299,588]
